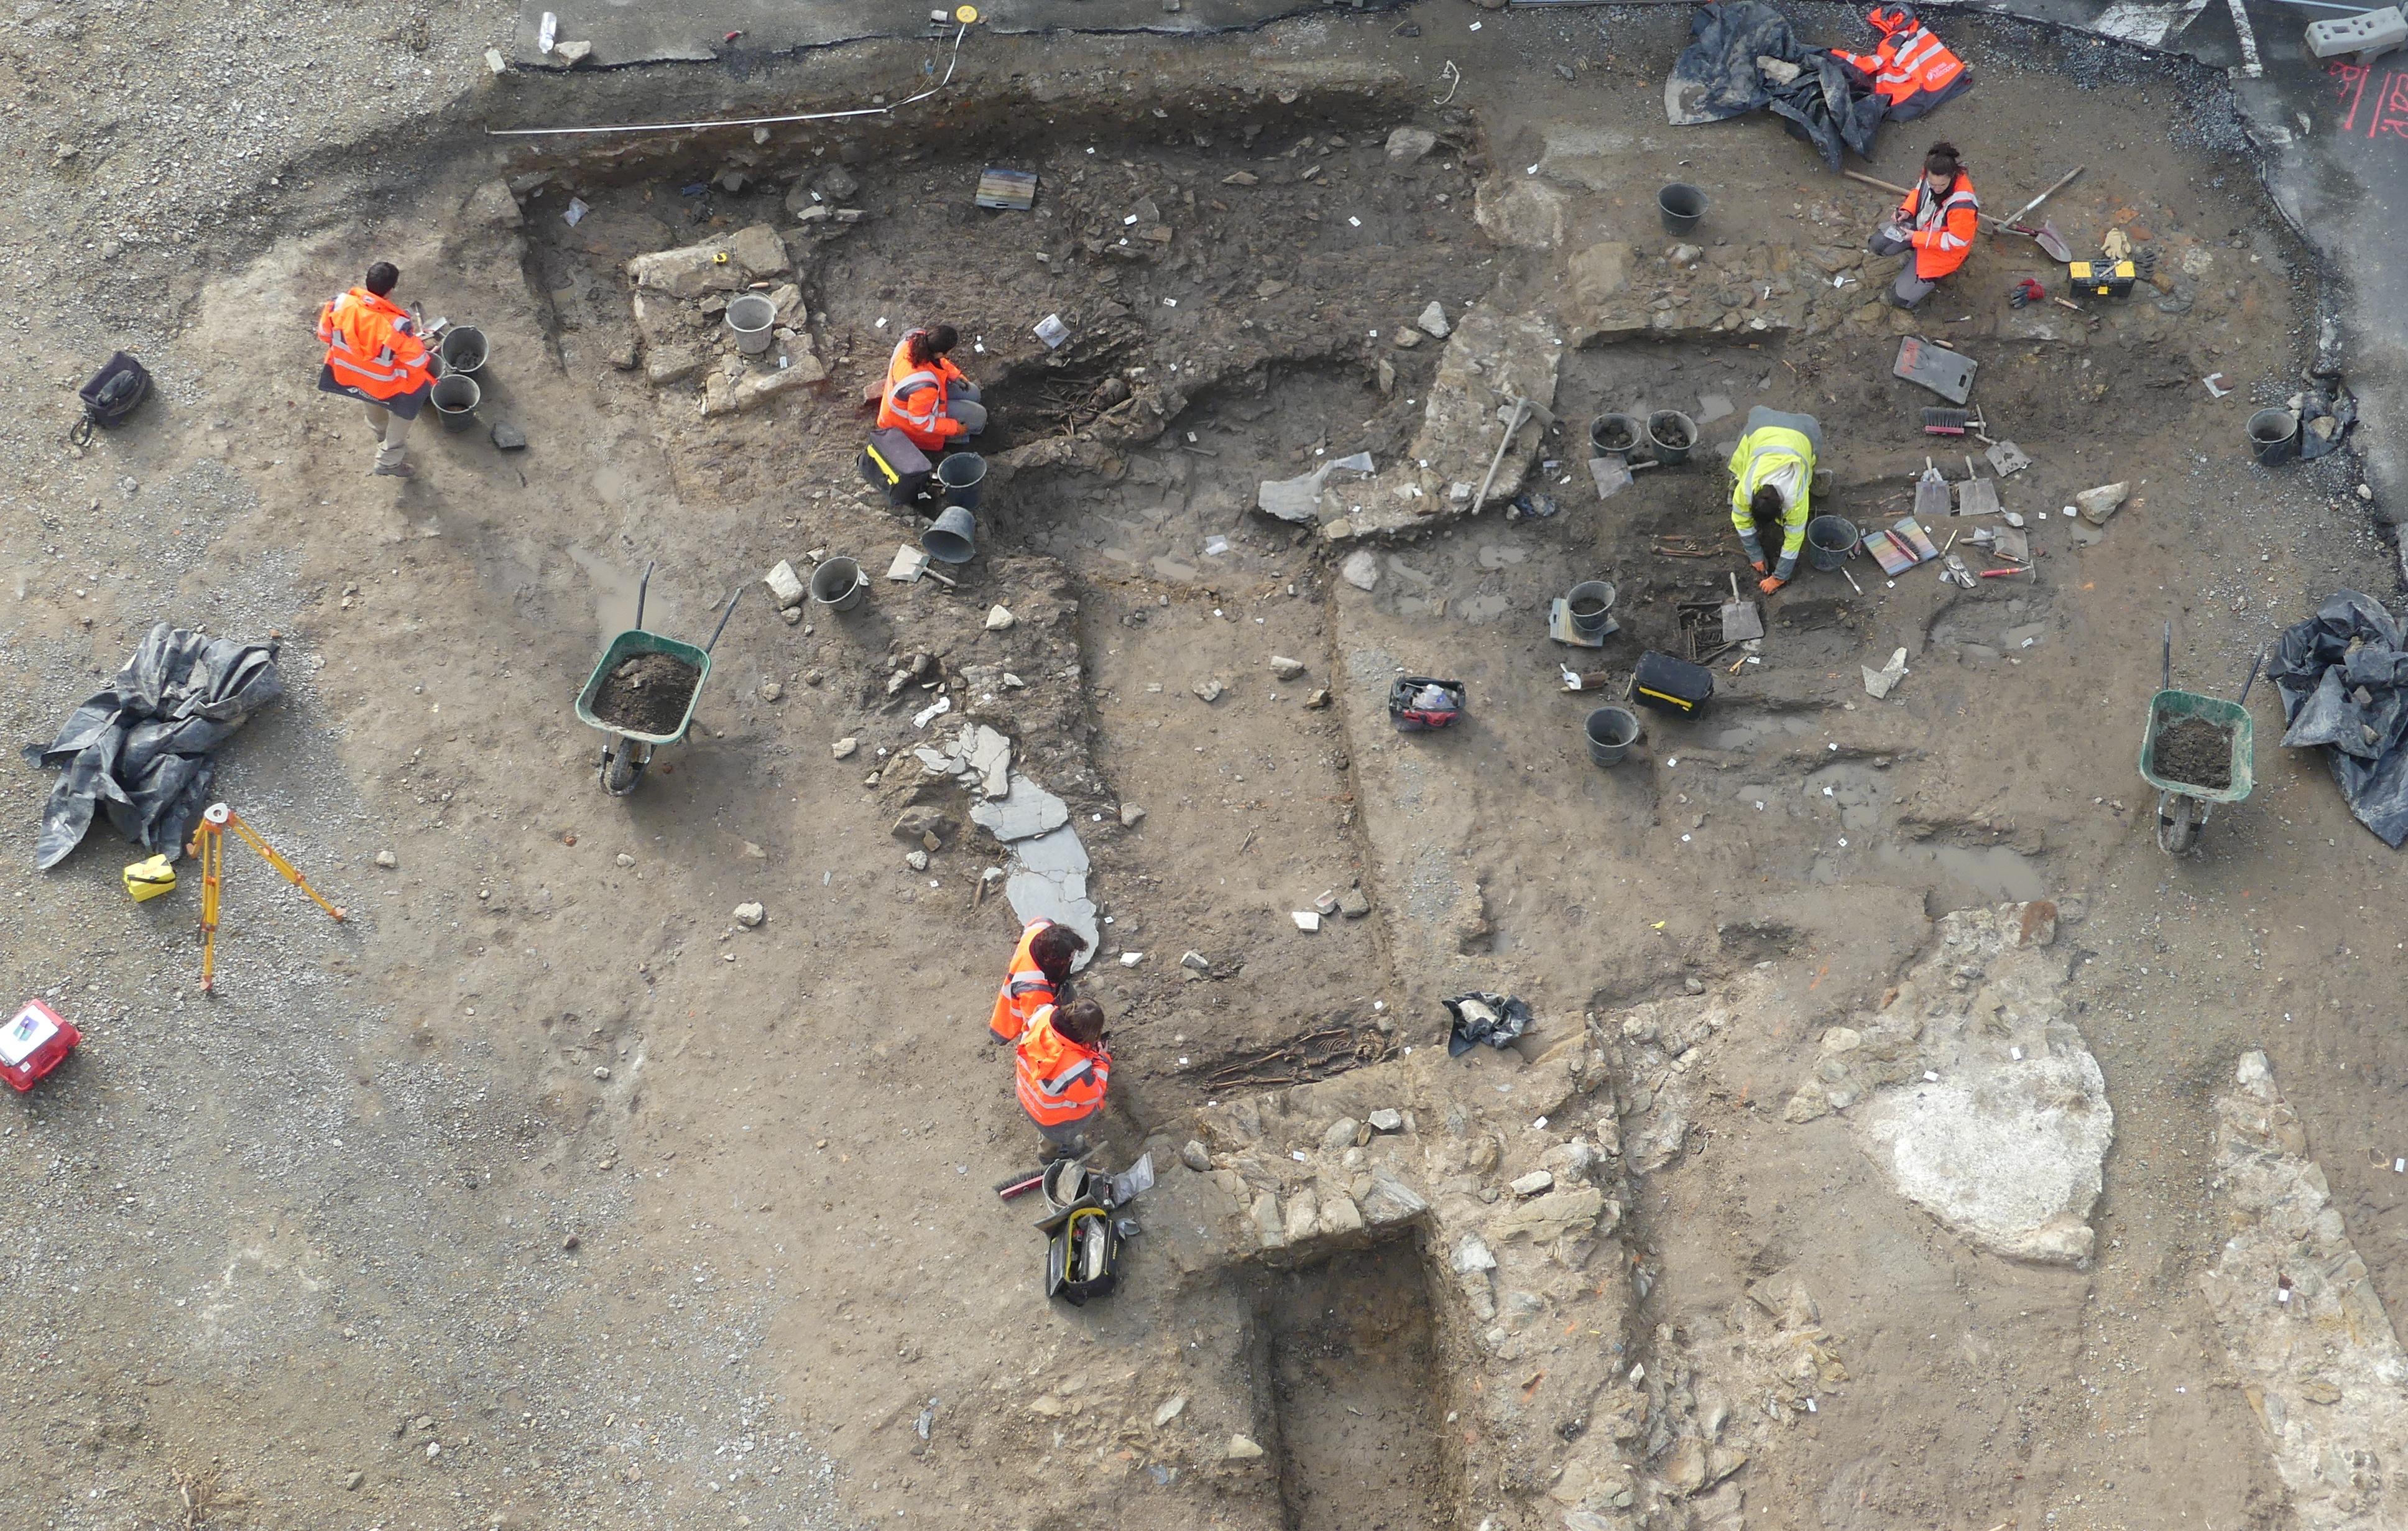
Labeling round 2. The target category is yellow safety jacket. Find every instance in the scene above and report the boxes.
[1727,425,1815,578]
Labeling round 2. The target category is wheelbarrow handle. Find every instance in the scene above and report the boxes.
[2236,646,2265,708]
[2162,620,2171,693]
[704,586,744,655]
[634,560,655,633]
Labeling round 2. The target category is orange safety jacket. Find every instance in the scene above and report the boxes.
[1834,6,1971,121]
[886,331,969,395]
[1015,1006,1109,1128]
[1896,170,1979,282]
[316,288,434,403]
[988,918,1061,1043]
[876,366,967,453]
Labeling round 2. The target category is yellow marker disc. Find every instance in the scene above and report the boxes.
[956,5,979,22]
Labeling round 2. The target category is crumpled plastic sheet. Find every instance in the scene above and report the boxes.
[2269,590,2408,846]
[1664,0,1886,172]
[1444,991,1533,1058]
[25,623,283,869]
[2295,384,2356,461]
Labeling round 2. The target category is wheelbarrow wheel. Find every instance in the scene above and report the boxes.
[2156,790,2200,855]
[600,739,650,797]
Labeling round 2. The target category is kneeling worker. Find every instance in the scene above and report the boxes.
[877,324,984,455]
[987,917,1089,1046]
[1866,142,1978,310]
[1727,407,1824,595]
[1015,998,1110,1162]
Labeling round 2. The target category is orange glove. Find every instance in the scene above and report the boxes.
[1758,575,1787,595]
[1750,560,1767,576]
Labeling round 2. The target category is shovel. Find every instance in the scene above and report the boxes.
[1720,572,1764,643]
[1587,453,1661,500]
[1845,167,2077,263]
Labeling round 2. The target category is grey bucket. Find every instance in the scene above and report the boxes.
[1590,412,1643,456]
[1585,706,1641,766]
[438,326,487,376]
[2247,408,2299,467]
[936,451,987,511]
[430,374,480,432]
[808,556,867,614]
[1567,580,1617,638]
[922,504,978,564]
[1806,515,1859,572]
[1646,410,1696,466]
[724,294,777,356]
[1658,183,1707,236]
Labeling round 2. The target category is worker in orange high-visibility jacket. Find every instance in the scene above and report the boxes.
[1015,998,1110,1161]
[877,323,985,454]
[987,917,1090,1045]
[1832,6,1971,122]
[316,261,436,478]
[1865,142,1978,310]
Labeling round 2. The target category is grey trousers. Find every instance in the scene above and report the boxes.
[1868,231,1938,307]
[361,400,412,470]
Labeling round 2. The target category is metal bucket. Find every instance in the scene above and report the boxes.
[1567,580,1617,637]
[725,294,777,356]
[808,555,867,613]
[1646,410,1696,466]
[1590,412,1642,456]
[1806,516,1859,572]
[935,451,987,510]
[438,326,488,376]
[430,374,480,432]
[2246,408,2299,468]
[1658,183,1707,237]
[922,505,978,564]
[1585,706,1640,766]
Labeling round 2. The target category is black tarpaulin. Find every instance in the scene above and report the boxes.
[2269,591,2408,847]
[1664,1,1885,172]
[26,624,284,869]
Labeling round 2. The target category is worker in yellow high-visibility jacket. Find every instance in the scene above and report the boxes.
[1727,407,1824,595]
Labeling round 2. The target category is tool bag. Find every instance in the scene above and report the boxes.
[1039,1190,1123,1305]
[1388,676,1465,732]
[1633,651,1714,716]
[859,427,933,508]
[72,351,152,445]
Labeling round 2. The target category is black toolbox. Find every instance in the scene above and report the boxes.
[1632,651,1714,716]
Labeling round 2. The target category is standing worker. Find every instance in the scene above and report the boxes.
[1015,998,1111,1162]
[1866,143,1978,311]
[877,324,985,454]
[987,917,1089,1046]
[1726,407,1823,595]
[316,262,436,478]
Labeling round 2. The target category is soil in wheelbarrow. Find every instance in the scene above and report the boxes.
[591,652,701,737]
[2155,716,2235,790]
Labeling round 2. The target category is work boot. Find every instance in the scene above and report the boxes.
[372,461,416,478]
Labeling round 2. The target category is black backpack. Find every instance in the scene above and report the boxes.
[71,352,151,445]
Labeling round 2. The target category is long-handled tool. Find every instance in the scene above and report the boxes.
[1846,167,2077,262]
[1474,394,1533,512]
[187,802,347,993]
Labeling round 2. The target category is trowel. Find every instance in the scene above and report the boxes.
[1914,458,1952,522]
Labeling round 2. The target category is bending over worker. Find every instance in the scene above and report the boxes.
[1727,407,1823,594]
[316,261,436,478]
[1866,142,1978,310]
[988,917,1090,1046]
[877,323,985,454]
[1832,6,1971,121]
[1016,997,1111,1162]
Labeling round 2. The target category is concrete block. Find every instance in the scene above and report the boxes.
[2307,6,2406,60]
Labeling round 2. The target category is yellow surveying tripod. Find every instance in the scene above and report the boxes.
[185,802,346,992]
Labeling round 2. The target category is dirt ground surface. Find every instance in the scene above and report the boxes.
[2,4,2404,1531]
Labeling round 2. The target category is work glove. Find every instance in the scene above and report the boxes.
[1758,575,1787,596]
[1750,560,1767,576]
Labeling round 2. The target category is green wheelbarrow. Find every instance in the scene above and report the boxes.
[575,562,744,796]
[2138,621,2261,855]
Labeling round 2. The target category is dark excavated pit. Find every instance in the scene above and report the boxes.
[1251,1239,1455,1531]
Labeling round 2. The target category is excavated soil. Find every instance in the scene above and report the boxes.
[2154,715,2236,790]
[589,650,701,735]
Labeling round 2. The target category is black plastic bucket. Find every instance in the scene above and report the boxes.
[1806,515,1859,571]
[1585,706,1640,766]
[1658,183,1707,237]
[1590,412,1643,456]
[923,505,978,564]
[2247,408,2299,468]
[936,451,987,511]
[438,326,488,376]
[1567,580,1617,637]
[430,374,480,432]
[1646,410,1696,466]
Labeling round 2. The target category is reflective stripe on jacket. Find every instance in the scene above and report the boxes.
[1834,7,1971,121]
[1727,425,1815,578]
[875,366,965,451]
[989,918,1059,1043]
[317,288,433,401]
[1896,170,1979,281]
[1015,1006,1109,1128]
[887,331,967,395]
